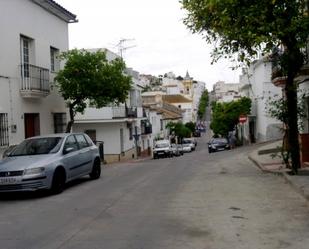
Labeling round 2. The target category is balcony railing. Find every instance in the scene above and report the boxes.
[112,106,126,118]
[20,64,50,98]
[141,120,152,135]
[112,106,139,119]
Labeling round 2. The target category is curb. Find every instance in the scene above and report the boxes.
[248,154,309,203]
[248,154,269,173]
[281,172,309,203]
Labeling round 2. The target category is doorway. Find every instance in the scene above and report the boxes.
[24,113,40,138]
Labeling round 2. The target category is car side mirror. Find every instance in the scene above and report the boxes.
[63,147,75,155]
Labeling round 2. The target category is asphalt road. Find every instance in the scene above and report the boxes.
[1,134,309,249]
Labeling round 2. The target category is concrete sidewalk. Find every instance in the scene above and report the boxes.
[248,140,309,202]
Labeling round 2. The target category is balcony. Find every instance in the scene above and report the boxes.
[141,120,152,135]
[20,64,50,98]
[112,106,138,119]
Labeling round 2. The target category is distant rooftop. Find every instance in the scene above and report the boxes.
[163,94,192,103]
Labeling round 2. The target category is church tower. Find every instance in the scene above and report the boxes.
[182,71,194,99]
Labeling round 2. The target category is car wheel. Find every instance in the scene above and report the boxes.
[51,167,66,194]
[208,149,212,153]
[90,158,101,180]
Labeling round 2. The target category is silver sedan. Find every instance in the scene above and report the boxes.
[0,133,101,194]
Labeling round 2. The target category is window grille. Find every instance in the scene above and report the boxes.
[53,113,67,133]
[0,113,9,146]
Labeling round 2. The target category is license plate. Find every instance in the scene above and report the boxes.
[0,177,18,185]
[217,148,225,151]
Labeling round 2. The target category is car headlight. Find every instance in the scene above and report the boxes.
[24,167,45,175]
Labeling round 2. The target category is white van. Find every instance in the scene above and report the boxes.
[153,140,172,159]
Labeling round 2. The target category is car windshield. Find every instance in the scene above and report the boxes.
[183,140,191,144]
[155,143,169,148]
[9,137,63,156]
[212,138,228,143]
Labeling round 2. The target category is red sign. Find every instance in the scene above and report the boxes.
[239,115,247,124]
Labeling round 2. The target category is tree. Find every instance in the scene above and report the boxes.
[185,121,196,133]
[181,0,309,174]
[197,90,209,120]
[210,97,251,136]
[166,122,191,142]
[55,49,132,132]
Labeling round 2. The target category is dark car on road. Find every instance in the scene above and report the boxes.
[208,137,230,153]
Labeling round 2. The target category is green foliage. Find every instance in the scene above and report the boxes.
[181,0,309,66]
[55,49,132,132]
[181,0,309,173]
[185,121,196,133]
[197,90,209,119]
[266,92,308,130]
[210,97,251,136]
[166,122,191,139]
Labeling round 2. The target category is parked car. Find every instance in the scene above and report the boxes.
[171,144,184,156]
[0,133,101,194]
[182,138,196,151]
[181,143,192,153]
[153,140,172,159]
[193,130,201,137]
[2,144,18,158]
[208,137,230,153]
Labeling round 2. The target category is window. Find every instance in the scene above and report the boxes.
[50,47,59,72]
[75,134,89,149]
[160,119,163,131]
[53,113,67,133]
[64,135,78,152]
[0,113,9,146]
[129,126,133,140]
[20,36,31,78]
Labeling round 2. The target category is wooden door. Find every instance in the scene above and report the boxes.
[24,113,40,138]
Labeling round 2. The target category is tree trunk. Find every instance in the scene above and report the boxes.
[66,103,75,133]
[284,44,302,174]
[285,77,301,174]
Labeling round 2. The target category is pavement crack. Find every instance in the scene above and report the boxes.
[229,206,241,211]
[232,215,248,220]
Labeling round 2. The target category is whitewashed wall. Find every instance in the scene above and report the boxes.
[0,0,70,147]
[248,59,283,142]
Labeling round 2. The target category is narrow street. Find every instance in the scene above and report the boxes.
[0,134,309,249]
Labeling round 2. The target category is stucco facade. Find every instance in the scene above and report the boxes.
[239,58,283,143]
[0,0,76,154]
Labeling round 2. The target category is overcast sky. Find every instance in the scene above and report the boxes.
[57,0,241,90]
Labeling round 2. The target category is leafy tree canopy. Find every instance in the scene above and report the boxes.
[166,122,191,140]
[185,121,196,133]
[181,0,308,66]
[198,90,209,119]
[55,49,132,132]
[181,0,309,173]
[210,97,251,136]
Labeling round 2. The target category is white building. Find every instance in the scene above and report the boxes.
[239,58,283,143]
[0,0,76,154]
[73,49,149,163]
[141,91,182,140]
[213,81,241,103]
